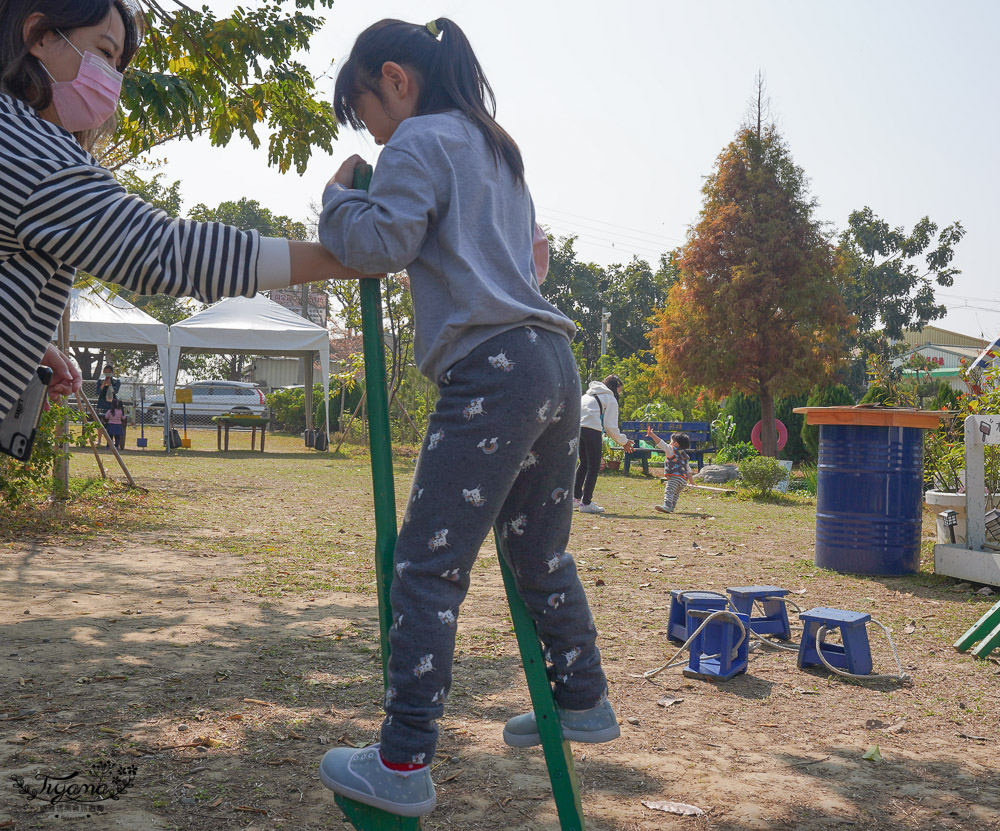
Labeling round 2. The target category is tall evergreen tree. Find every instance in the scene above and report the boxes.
[649,88,851,456]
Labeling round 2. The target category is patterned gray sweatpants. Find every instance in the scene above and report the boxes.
[379,327,608,765]
[662,476,686,511]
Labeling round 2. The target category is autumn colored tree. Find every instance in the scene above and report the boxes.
[648,112,852,457]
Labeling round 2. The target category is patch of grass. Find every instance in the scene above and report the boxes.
[0,476,159,543]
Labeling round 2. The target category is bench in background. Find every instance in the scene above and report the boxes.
[619,420,715,475]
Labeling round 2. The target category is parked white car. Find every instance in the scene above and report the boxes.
[144,380,266,423]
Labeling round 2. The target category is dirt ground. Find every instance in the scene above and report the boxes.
[2,434,999,831]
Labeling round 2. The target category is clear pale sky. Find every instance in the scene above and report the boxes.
[152,0,1000,340]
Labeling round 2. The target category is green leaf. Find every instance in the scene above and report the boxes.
[862,744,883,762]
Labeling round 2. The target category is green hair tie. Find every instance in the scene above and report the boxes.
[425,19,441,37]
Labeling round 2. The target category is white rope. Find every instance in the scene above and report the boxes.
[813,619,910,682]
[743,595,802,652]
[637,610,748,681]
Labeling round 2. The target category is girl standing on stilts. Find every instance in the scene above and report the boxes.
[317,16,618,818]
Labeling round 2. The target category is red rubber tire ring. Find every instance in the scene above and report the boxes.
[751,418,788,452]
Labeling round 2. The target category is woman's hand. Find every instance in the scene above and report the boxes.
[624,440,635,453]
[327,155,369,190]
[41,344,82,402]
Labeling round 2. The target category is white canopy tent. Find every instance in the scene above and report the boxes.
[69,285,170,354]
[68,285,170,390]
[165,294,331,442]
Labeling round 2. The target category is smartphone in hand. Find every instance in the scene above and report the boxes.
[0,366,54,461]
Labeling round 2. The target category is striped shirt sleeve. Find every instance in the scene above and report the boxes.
[16,165,259,303]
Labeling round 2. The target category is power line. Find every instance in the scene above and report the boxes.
[941,302,1000,315]
[537,204,684,245]
[938,290,1000,304]
[542,220,668,259]
[538,212,681,250]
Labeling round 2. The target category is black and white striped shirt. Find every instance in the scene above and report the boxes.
[0,92,260,420]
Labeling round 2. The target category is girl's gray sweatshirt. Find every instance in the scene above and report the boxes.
[318,110,575,383]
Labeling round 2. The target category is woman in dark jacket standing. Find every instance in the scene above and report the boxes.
[0,0,362,424]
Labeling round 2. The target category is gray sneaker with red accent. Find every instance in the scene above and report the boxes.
[319,744,436,817]
[502,698,620,748]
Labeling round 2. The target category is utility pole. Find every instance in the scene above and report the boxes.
[600,308,611,357]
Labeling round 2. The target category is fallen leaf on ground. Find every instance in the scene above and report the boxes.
[656,697,683,707]
[642,800,705,816]
[862,745,883,762]
[338,735,370,748]
[903,621,916,634]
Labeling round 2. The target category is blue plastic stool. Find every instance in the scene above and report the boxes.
[798,607,873,675]
[683,609,750,681]
[727,585,792,640]
[667,590,728,643]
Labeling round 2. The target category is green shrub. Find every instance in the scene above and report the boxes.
[0,404,97,507]
[931,380,960,411]
[858,384,893,405]
[629,400,684,422]
[314,383,363,433]
[775,392,809,462]
[737,455,787,497]
[800,383,855,459]
[715,441,758,464]
[721,392,761,444]
[791,462,818,496]
[266,383,362,434]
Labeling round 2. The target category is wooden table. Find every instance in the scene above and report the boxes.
[212,416,269,452]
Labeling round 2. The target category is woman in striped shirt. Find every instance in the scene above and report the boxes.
[0,0,362,421]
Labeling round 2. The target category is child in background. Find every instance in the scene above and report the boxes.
[647,427,694,513]
[315,16,617,818]
[103,396,126,450]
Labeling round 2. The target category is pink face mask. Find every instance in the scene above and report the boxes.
[41,33,123,132]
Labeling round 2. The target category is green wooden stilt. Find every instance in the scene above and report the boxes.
[338,164,585,830]
[954,599,1000,657]
[495,535,587,831]
[334,164,420,831]
[334,795,420,831]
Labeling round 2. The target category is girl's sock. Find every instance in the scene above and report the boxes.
[380,753,427,772]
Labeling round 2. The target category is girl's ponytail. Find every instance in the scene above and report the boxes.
[334,17,525,186]
[423,18,524,185]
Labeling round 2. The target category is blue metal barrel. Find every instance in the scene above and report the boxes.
[815,423,925,575]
